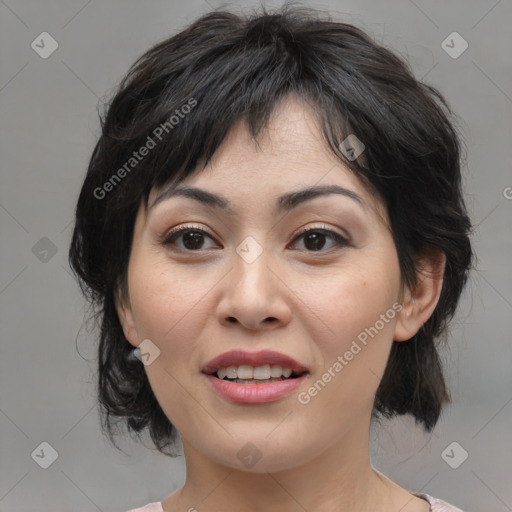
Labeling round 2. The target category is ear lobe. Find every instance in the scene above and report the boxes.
[394,249,446,342]
[115,293,139,347]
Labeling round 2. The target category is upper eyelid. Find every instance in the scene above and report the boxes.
[162,223,349,244]
[167,223,211,235]
[293,224,349,239]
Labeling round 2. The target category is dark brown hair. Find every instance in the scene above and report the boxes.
[69,4,473,456]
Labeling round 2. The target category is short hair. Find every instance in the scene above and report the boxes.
[69,4,473,456]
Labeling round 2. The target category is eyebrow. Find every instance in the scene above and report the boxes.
[149,184,365,214]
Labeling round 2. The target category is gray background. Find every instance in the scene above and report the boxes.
[0,1,511,511]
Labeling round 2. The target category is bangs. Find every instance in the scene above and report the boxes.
[97,9,405,210]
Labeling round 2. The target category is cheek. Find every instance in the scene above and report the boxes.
[126,253,215,356]
[292,250,401,402]
[295,253,401,345]
[126,259,218,430]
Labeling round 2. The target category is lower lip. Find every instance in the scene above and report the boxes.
[204,373,308,404]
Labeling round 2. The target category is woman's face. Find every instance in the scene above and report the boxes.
[119,97,410,472]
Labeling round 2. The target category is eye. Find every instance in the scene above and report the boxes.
[290,225,350,252]
[161,224,219,251]
[161,223,350,253]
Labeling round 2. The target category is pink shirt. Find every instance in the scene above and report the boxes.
[125,493,464,511]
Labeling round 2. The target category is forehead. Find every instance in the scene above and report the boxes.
[208,96,330,167]
[147,96,387,222]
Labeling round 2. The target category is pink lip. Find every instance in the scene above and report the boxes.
[204,373,309,404]
[201,349,309,375]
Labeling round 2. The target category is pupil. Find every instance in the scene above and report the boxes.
[184,232,204,250]
[305,232,325,251]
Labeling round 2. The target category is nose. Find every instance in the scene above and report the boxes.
[216,246,292,331]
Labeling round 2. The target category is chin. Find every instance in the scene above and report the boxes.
[199,434,318,474]
[224,452,303,474]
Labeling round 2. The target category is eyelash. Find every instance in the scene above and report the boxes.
[160,223,350,253]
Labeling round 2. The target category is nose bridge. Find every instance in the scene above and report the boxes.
[235,234,266,267]
[217,233,291,329]
[233,234,275,298]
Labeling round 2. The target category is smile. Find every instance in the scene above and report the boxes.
[216,364,298,381]
[202,350,310,403]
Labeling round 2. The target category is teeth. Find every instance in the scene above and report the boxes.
[215,364,296,380]
[237,365,253,379]
[253,365,271,379]
[270,365,283,378]
[226,366,237,379]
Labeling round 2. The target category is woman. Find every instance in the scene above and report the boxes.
[69,5,472,512]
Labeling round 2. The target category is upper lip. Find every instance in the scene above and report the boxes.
[202,350,309,375]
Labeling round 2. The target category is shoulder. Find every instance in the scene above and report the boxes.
[123,495,465,512]
[415,493,465,512]
[124,502,163,512]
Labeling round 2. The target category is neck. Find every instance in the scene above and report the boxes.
[164,416,407,512]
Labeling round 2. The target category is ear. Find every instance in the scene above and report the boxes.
[115,291,139,347]
[394,248,446,342]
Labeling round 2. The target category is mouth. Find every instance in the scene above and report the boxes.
[210,364,308,384]
[202,349,309,384]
